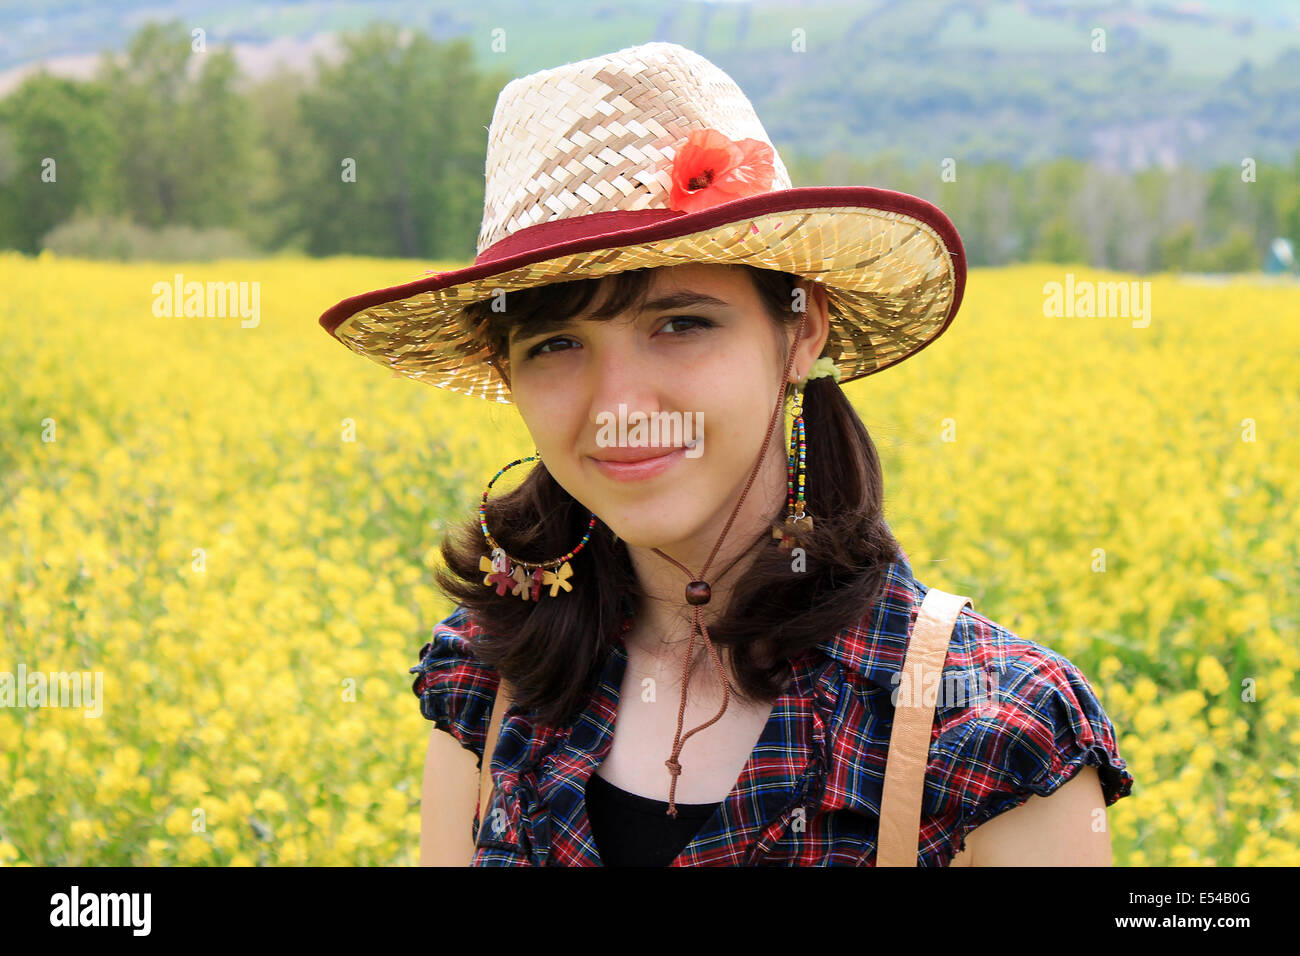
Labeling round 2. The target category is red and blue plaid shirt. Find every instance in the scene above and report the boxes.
[410,548,1136,866]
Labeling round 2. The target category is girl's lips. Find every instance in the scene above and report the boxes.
[588,446,687,482]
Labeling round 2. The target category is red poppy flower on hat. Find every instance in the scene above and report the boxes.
[667,127,777,213]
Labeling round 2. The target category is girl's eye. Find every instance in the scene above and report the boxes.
[523,315,714,359]
[661,315,715,335]
[527,336,578,358]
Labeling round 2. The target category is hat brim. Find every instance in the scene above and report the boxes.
[318,186,966,403]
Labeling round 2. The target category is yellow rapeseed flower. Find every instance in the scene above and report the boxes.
[254,789,289,815]
[164,808,195,836]
[69,819,95,843]
[178,835,211,864]
[11,779,37,801]
[5,258,1297,867]
[1196,656,1230,696]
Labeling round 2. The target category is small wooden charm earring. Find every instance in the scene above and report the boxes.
[542,561,574,597]
[480,546,517,595]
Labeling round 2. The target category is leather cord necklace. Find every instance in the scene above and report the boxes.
[649,310,807,817]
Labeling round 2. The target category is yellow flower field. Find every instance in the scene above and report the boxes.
[1,252,1297,866]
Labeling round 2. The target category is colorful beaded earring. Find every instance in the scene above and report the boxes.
[478,451,597,602]
[773,385,811,550]
[773,356,840,550]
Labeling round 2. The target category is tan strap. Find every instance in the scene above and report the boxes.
[876,586,972,866]
[476,675,512,845]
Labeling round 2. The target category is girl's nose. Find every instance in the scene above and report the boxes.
[587,335,662,428]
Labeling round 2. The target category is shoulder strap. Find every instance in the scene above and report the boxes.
[876,586,973,867]
[477,675,512,842]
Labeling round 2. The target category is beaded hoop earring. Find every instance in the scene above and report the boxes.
[478,452,598,601]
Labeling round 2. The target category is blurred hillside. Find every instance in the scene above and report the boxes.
[4,0,1298,169]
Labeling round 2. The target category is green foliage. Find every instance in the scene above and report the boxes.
[291,25,503,258]
[93,21,256,232]
[1156,224,1198,273]
[0,72,115,252]
[0,21,502,261]
[1190,226,1259,272]
[40,213,257,261]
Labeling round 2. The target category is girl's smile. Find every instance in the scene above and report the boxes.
[588,445,689,482]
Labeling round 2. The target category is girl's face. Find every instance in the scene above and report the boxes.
[505,264,829,552]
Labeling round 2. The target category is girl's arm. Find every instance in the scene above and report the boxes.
[954,765,1113,866]
[420,727,481,866]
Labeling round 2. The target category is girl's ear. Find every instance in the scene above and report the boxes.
[810,284,832,357]
[788,279,832,381]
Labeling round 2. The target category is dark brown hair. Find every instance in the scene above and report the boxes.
[434,265,902,728]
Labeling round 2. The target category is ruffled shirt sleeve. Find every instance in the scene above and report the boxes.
[929,631,1136,863]
[409,605,501,769]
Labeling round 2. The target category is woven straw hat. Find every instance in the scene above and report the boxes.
[318,41,967,404]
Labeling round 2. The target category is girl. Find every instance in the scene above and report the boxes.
[319,41,1134,866]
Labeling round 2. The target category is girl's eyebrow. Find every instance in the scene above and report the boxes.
[638,290,732,312]
[510,313,577,345]
[509,290,732,346]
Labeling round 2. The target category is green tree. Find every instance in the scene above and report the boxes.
[1192,225,1258,272]
[295,26,506,258]
[1276,148,1300,248]
[242,67,315,252]
[1026,158,1087,265]
[94,20,256,232]
[0,72,116,252]
[1155,222,1197,273]
[1031,214,1088,265]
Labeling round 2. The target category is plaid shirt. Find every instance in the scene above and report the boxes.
[410,548,1135,866]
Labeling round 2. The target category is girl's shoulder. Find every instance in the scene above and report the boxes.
[915,579,1137,862]
[819,556,1136,865]
[931,589,1136,804]
[409,605,501,768]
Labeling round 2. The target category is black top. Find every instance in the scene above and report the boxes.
[584,770,722,867]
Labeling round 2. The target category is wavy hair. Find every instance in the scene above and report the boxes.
[434,265,902,728]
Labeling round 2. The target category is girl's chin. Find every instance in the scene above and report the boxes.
[593,504,705,550]
[602,522,696,550]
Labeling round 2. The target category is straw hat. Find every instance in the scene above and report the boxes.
[318,41,967,404]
